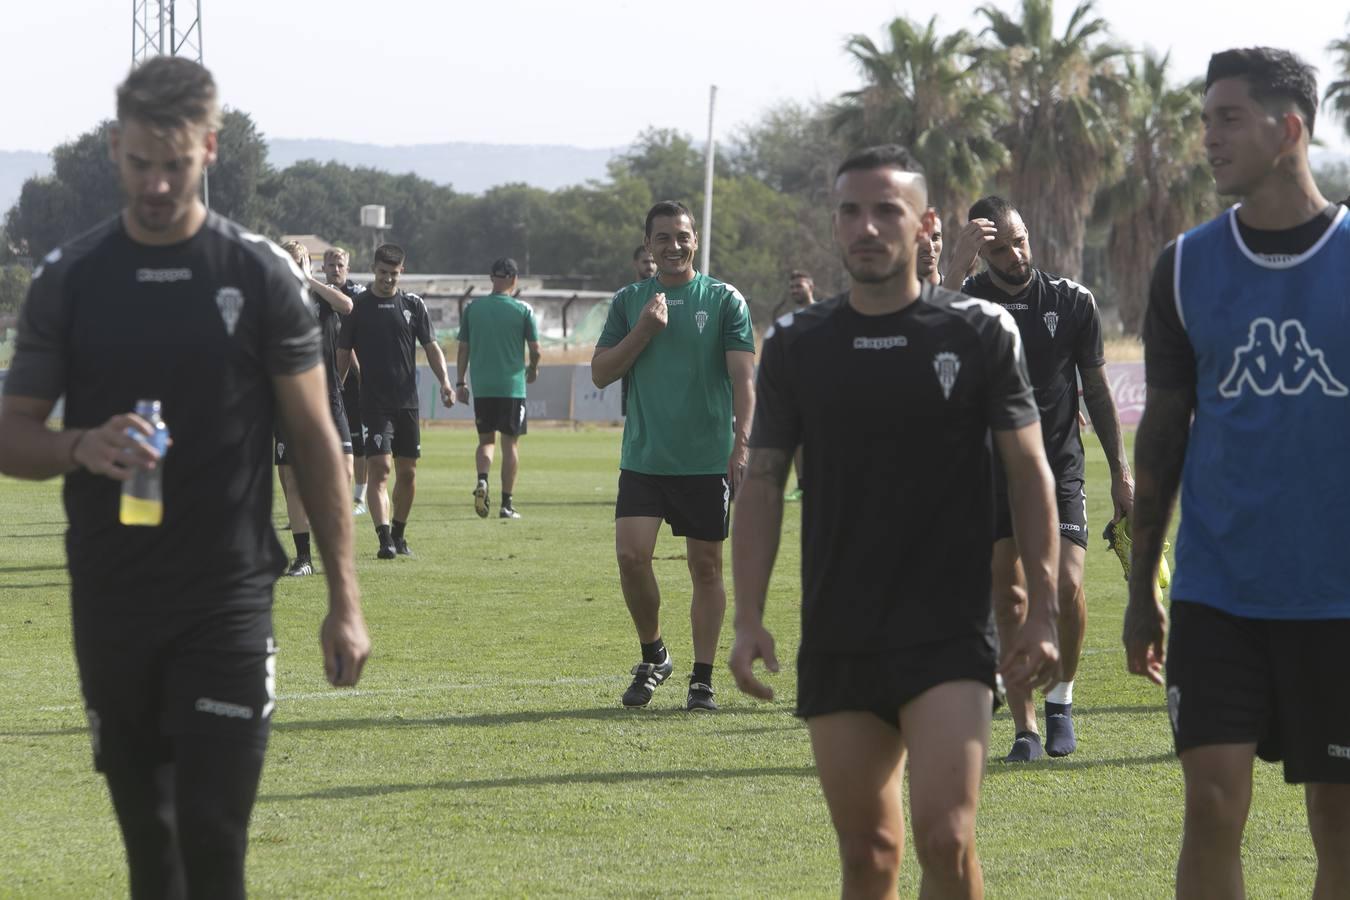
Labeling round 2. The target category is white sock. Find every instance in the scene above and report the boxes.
[1046,681,1074,705]
[354,484,367,502]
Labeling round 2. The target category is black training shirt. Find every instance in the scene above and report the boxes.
[337,288,433,411]
[5,212,320,613]
[750,285,1038,653]
[961,269,1103,481]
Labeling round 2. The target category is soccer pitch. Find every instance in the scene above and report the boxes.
[0,428,1316,897]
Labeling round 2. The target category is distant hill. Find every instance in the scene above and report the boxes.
[0,140,621,218]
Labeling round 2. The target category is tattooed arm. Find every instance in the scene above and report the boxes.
[1080,363,1134,521]
[1123,384,1194,684]
[729,446,792,700]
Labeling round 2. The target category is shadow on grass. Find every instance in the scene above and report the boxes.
[984,751,1174,774]
[273,705,793,732]
[0,531,65,539]
[260,764,819,803]
[0,564,68,574]
[2,581,70,589]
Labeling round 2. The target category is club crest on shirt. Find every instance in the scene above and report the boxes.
[695,310,708,334]
[373,433,383,449]
[1043,311,1059,338]
[933,352,961,400]
[215,287,244,336]
[1218,318,1349,398]
[403,309,412,326]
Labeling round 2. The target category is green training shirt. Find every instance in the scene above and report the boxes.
[597,273,755,475]
[459,293,540,399]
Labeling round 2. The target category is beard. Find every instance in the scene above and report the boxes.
[843,253,909,285]
[989,258,1034,286]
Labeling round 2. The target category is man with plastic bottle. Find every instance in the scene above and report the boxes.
[0,56,369,899]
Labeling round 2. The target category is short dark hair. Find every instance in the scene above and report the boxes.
[789,270,813,283]
[835,144,925,179]
[644,201,696,239]
[632,245,652,261]
[374,243,405,268]
[968,195,1020,225]
[116,56,221,133]
[1206,47,1319,138]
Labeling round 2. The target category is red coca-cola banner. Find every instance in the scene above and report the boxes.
[1106,361,1146,426]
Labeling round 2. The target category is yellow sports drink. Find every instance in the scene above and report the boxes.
[119,399,170,527]
[119,493,163,526]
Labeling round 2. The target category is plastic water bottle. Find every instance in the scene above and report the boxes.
[119,399,170,526]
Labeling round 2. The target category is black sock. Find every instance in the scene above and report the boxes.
[292,532,311,562]
[640,638,666,665]
[391,519,407,543]
[477,471,489,483]
[376,524,391,546]
[501,492,513,510]
[692,662,714,687]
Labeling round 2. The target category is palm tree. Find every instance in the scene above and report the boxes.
[1325,26,1350,141]
[828,16,1009,245]
[974,0,1127,279]
[1093,51,1217,334]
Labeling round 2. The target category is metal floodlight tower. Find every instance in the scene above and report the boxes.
[132,0,204,65]
[132,1,209,205]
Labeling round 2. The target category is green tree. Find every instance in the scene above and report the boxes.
[829,16,1009,238]
[1326,26,1350,141]
[0,264,32,317]
[5,110,273,258]
[975,0,1127,279]
[730,102,846,297]
[1093,52,1216,333]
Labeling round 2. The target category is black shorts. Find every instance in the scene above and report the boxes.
[615,469,729,542]
[362,407,421,458]
[274,396,353,465]
[73,605,276,772]
[474,397,528,437]
[1166,600,1350,784]
[796,633,997,728]
[994,476,1088,549]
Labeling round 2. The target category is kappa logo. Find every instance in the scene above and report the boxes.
[85,707,102,757]
[276,441,286,457]
[1218,318,1348,398]
[933,352,961,400]
[853,336,908,350]
[694,310,709,333]
[1167,686,1181,734]
[403,309,412,325]
[373,434,383,450]
[1044,311,1059,338]
[136,267,193,283]
[215,287,244,336]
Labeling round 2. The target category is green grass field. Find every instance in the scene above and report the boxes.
[0,428,1318,898]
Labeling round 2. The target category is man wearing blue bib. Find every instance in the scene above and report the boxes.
[1127,47,1350,898]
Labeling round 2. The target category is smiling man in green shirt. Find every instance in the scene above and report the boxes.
[456,257,541,520]
[592,200,756,711]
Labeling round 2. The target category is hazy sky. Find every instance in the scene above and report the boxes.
[4,0,1347,154]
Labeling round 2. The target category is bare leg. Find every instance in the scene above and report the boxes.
[686,537,726,667]
[476,433,496,480]
[1177,743,1255,899]
[277,465,310,534]
[500,434,519,497]
[616,517,663,642]
[990,538,1036,738]
[808,712,906,899]
[366,453,392,526]
[1056,540,1087,683]
[903,680,990,900]
[391,457,417,523]
[1308,783,1350,900]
